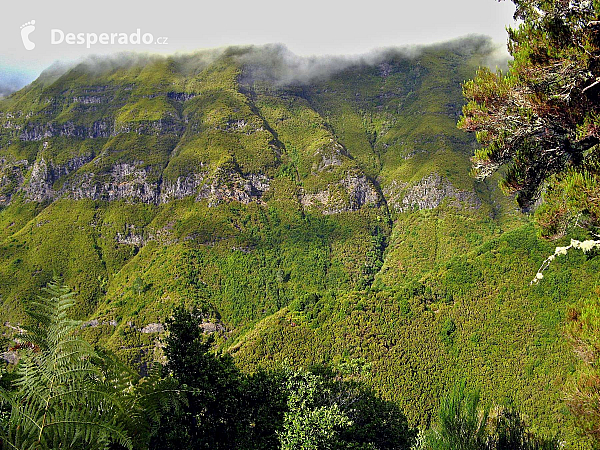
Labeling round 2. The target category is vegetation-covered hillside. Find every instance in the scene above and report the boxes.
[0,34,597,448]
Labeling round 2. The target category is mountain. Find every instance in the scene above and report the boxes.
[0,37,596,447]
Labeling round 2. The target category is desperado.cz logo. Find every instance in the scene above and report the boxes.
[52,29,169,48]
[19,20,168,50]
[20,20,36,50]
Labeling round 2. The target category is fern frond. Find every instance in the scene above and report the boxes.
[0,278,134,450]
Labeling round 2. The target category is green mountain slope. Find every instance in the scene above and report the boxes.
[0,37,592,447]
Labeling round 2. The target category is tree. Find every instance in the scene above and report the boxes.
[459,0,600,236]
[154,314,416,450]
[459,0,600,442]
[278,369,353,450]
[237,369,288,450]
[279,364,415,450]
[150,306,244,449]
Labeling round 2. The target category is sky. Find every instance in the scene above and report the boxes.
[0,0,517,94]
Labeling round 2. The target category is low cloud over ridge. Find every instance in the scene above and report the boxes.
[7,35,509,94]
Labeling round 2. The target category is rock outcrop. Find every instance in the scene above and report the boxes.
[313,141,347,172]
[384,173,481,212]
[196,170,270,206]
[18,120,114,141]
[22,155,93,202]
[301,172,380,214]
[0,158,28,205]
[68,162,160,203]
[159,173,206,203]
[8,155,272,207]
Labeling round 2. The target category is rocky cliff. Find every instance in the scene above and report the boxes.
[0,43,484,216]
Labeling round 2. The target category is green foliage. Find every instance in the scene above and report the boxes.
[423,382,561,450]
[490,404,561,450]
[564,290,600,442]
[238,369,288,450]
[459,0,600,220]
[0,278,132,449]
[151,306,246,449]
[155,307,414,449]
[440,317,457,346]
[0,279,181,450]
[535,170,600,238]
[279,370,353,450]
[425,381,489,450]
[276,364,416,449]
[233,223,599,448]
[0,39,594,449]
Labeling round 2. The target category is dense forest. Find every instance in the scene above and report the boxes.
[0,280,562,449]
[1,0,600,448]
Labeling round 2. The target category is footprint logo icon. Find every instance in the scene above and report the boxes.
[20,20,36,51]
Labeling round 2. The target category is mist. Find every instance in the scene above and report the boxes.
[6,35,510,93]
[236,35,507,86]
[0,71,35,99]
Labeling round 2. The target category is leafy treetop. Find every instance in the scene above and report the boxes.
[459,0,600,235]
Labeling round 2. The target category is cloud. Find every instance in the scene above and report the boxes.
[36,53,163,84]
[233,35,508,86]
[7,35,510,94]
[233,43,416,86]
[34,47,228,84]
